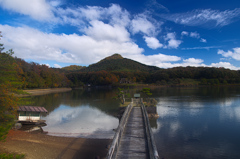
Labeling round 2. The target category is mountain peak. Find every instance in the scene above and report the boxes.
[83,53,160,72]
[103,54,123,61]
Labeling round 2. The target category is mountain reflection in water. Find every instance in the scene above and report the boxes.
[42,105,119,139]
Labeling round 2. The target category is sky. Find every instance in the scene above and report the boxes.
[0,0,240,70]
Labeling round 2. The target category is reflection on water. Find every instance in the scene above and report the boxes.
[21,88,121,139]
[42,105,118,138]
[22,86,240,158]
[152,87,240,159]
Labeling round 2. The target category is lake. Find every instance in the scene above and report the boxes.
[24,86,240,159]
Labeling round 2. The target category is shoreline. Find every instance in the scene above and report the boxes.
[16,88,72,97]
[0,130,111,159]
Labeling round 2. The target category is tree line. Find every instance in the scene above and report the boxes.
[66,67,240,87]
[15,58,70,88]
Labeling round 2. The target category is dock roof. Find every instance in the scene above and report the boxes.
[18,106,48,113]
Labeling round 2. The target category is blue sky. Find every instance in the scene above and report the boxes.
[0,0,240,70]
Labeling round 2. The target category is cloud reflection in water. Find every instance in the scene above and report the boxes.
[42,105,119,139]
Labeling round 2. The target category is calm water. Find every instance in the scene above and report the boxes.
[151,87,240,159]
[23,88,121,138]
[24,86,240,159]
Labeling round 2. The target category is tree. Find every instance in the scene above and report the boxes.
[141,88,157,106]
[113,87,130,104]
[0,32,19,141]
[141,88,152,96]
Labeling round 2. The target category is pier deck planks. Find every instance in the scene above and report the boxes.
[116,106,149,159]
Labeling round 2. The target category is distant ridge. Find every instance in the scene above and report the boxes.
[61,65,86,72]
[80,53,160,72]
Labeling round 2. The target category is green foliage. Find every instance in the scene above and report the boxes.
[149,67,240,85]
[61,65,86,72]
[0,153,25,159]
[113,87,130,104]
[141,88,152,96]
[141,88,158,107]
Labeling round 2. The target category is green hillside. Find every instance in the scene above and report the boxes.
[62,65,86,72]
[80,54,160,72]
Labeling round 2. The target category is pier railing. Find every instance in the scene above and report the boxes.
[106,101,133,159]
[141,99,159,159]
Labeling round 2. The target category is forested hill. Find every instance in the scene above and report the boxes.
[64,54,240,87]
[79,54,160,72]
[1,51,240,89]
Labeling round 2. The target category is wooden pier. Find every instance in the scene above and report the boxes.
[107,99,159,159]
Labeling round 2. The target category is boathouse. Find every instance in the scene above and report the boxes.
[17,106,48,122]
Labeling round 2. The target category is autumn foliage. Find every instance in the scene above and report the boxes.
[14,58,71,88]
[0,49,19,141]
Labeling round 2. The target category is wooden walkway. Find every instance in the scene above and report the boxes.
[107,99,159,159]
[117,106,148,159]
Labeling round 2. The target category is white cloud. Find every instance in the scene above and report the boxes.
[54,64,62,68]
[125,53,181,68]
[164,33,182,49]
[190,32,200,39]
[210,62,240,70]
[183,58,204,64]
[181,58,206,67]
[141,57,205,68]
[0,0,55,21]
[182,46,219,50]
[49,0,62,7]
[181,31,189,36]
[0,24,143,65]
[181,31,207,43]
[161,8,240,27]
[43,105,118,138]
[106,4,131,27]
[84,20,130,43]
[59,4,130,27]
[218,48,240,60]
[143,36,163,49]
[200,38,207,43]
[130,13,160,36]
[75,6,103,21]
[168,39,182,48]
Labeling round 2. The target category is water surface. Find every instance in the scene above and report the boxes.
[24,86,240,158]
[24,88,121,138]
[151,87,240,159]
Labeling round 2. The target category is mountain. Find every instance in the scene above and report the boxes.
[80,54,160,72]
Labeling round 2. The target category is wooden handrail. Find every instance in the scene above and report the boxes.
[107,98,159,159]
[141,98,160,159]
[106,100,133,159]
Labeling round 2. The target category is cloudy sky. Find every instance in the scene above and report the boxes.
[0,0,240,70]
